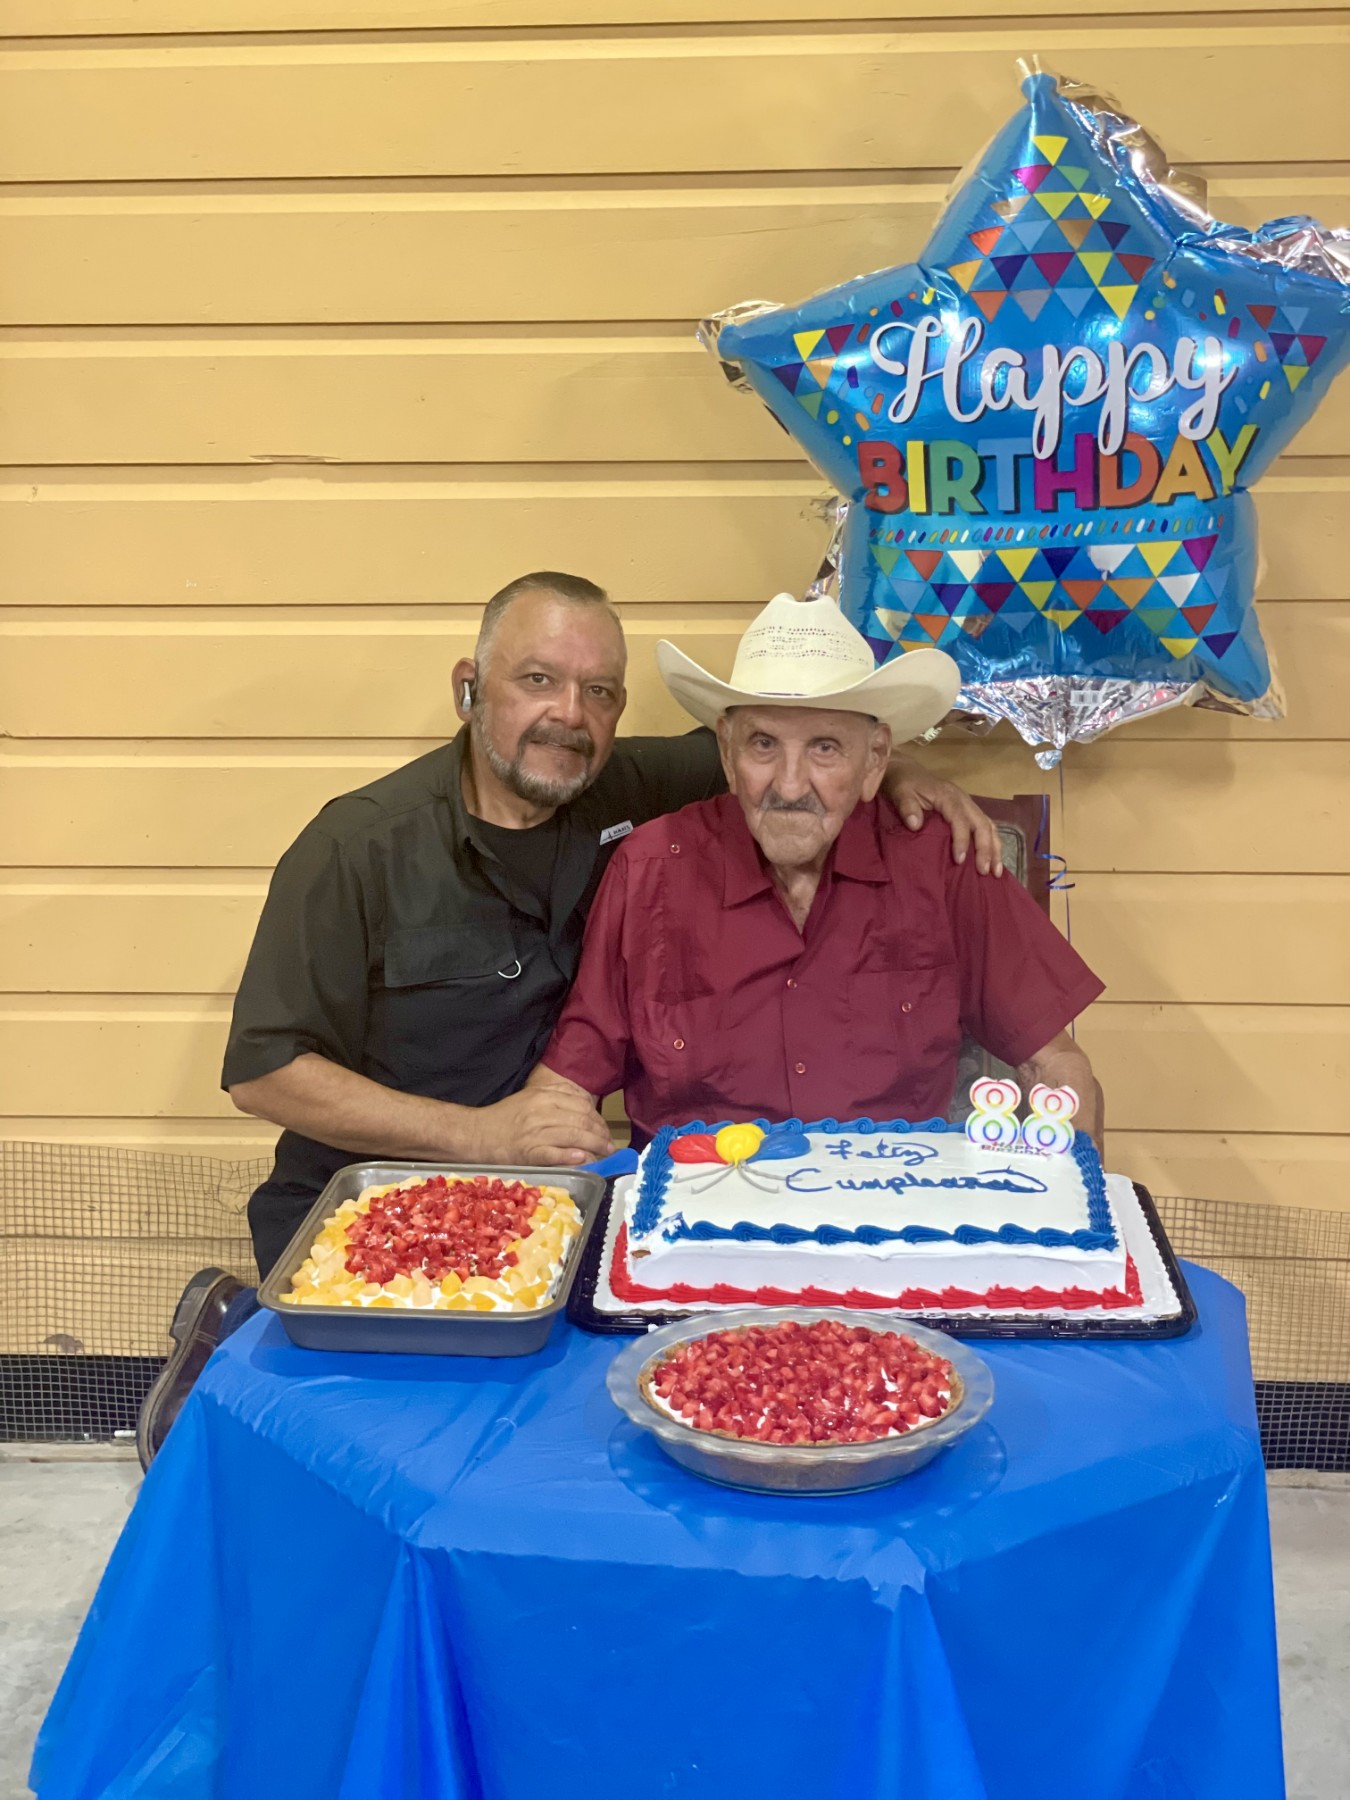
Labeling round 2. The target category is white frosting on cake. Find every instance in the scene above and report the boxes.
[625,1123,1128,1302]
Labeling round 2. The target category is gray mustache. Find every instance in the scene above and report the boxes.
[760,792,825,816]
[522,724,595,758]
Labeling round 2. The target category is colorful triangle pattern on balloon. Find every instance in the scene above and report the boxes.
[865,533,1241,664]
[775,321,876,415]
[943,155,1156,328]
[1247,305,1331,393]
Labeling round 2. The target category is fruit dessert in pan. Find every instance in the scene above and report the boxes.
[286,1173,582,1312]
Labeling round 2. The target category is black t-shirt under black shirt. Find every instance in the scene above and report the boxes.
[470,814,562,921]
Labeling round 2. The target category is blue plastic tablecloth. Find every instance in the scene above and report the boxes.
[32,1263,1283,1800]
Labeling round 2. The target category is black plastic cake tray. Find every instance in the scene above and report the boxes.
[567,1180,1198,1342]
[259,1160,604,1355]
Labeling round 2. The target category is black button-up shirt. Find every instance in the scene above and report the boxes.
[223,728,723,1257]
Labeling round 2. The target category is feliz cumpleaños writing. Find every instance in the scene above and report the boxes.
[784,1137,1050,1197]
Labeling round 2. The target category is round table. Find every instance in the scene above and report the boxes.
[33,1266,1284,1800]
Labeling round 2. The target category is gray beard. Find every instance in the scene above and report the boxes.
[471,707,596,808]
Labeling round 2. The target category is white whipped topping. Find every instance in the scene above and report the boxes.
[644,1362,953,1443]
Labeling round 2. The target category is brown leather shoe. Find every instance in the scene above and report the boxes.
[136,1268,252,1470]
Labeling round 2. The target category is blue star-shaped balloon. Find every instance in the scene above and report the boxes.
[707,69,1350,761]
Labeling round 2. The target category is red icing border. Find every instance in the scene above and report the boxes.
[608,1222,1143,1312]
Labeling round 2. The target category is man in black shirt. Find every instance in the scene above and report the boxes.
[137,572,998,1464]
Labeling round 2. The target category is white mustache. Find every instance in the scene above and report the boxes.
[760,792,825,816]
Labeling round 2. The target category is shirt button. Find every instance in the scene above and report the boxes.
[670,843,681,855]
[794,1062,806,1075]
[673,1038,685,1051]
[901,1001,913,1014]
[786,977,797,989]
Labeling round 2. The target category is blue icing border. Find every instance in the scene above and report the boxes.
[631,1117,1114,1253]
[631,1122,684,1238]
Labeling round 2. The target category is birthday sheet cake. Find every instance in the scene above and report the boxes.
[608,1112,1142,1315]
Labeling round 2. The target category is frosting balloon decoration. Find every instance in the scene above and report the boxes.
[714,1123,766,1166]
[751,1127,813,1162]
[703,68,1350,763]
[675,1121,813,1193]
[667,1133,723,1165]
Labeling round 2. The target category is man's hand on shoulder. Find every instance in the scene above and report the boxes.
[883,752,1003,877]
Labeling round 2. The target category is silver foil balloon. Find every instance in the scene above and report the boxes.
[700,64,1350,760]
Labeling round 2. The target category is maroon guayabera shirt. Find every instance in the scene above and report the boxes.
[541,792,1103,1145]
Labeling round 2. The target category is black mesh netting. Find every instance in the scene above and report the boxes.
[1,1142,263,1442]
[1154,1194,1350,1472]
[1,1145,1346,1466]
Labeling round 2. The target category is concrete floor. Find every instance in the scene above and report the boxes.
[1,1455,1346,1800]
[1267,1481,1350,1799]
[2,1455,143,1800]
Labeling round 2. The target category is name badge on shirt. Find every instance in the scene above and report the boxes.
[600,820,634,846]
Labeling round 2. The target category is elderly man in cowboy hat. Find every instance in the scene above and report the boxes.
[531,592,1104,1142]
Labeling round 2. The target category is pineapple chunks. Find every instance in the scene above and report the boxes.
[283,1184,582,1314]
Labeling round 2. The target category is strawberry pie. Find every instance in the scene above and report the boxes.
[640,1318,958,1446]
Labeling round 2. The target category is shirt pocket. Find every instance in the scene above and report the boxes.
[372,925,523,1083]
[847,960,964,1094]
[382,925,519,988]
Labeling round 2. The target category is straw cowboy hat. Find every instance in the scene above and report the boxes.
[656,593,962,739]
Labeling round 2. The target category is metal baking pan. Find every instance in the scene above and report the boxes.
[258,1160,604,1356]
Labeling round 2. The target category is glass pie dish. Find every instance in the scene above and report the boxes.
[606,1306,995,1495]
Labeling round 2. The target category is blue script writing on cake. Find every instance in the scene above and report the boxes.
[787,1158,1050,1197]
[825,1136,940,1163]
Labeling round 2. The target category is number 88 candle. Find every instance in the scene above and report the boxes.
[966,1077,1022,1151]
[1020,1084,1078,1156]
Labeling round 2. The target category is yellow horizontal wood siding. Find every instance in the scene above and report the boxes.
[0,469,834,607]
[0,2,1321,30]
[3,31,1348,181]
[1,7,1347,1245]
[1,465,1343,607]
[5,335,1349,465]
[6,177,1349,328]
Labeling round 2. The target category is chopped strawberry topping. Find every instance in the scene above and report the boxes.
[343,1175,543,1285]
[650,1319,954,1446]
